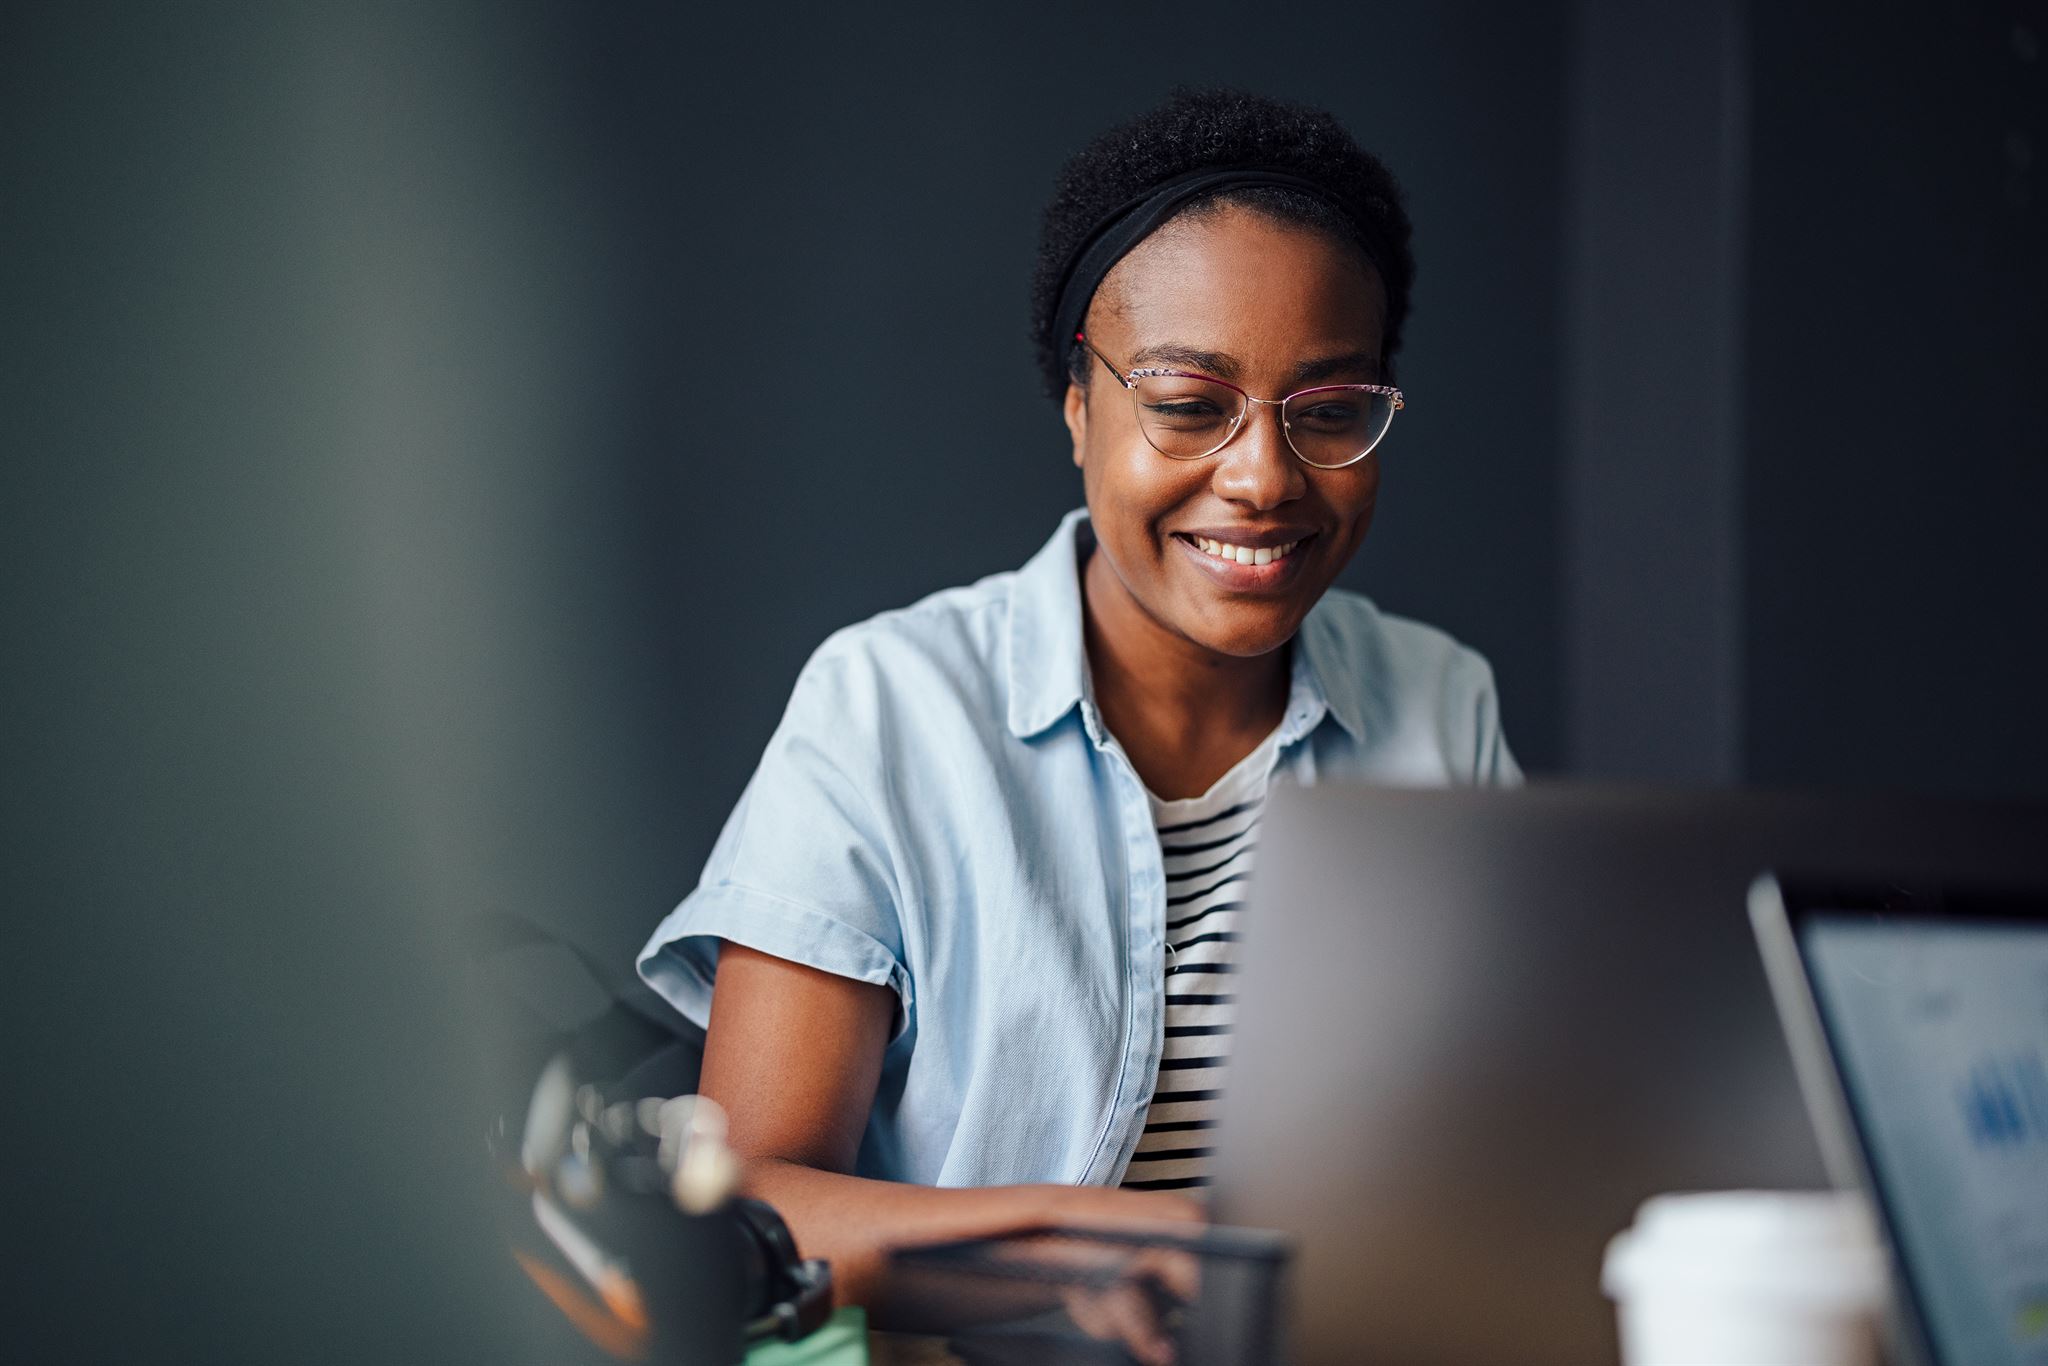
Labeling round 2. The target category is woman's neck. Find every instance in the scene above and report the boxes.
[1081,547,1290,800]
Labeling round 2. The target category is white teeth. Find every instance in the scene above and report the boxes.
[1190,536,1302,565]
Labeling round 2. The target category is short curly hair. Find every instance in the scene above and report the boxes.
[1030,87,1415,400]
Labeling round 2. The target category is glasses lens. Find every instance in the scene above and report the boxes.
[1129,373,1247,460]
[1282,386,1395,468]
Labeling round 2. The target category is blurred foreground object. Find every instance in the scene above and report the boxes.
[1211,784,2048,1365]
[1602,1191,1885,1366]
[482,915,838,1362]
[1751,877,2048,1366]
[887,1224,1289,1365]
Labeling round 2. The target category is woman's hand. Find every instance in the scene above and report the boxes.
[1044,1186,1206,1366]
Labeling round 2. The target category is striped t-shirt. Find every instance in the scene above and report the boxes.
[1119,729,1282,1193]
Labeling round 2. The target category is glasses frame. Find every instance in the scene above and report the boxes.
[1078,333,1404,470]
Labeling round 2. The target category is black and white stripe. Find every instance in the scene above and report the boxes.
[1121,759,1273,1193]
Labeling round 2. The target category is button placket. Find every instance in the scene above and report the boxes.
[1078,702,1168,1184]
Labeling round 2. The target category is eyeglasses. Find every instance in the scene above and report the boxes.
[1080,334,1403,469]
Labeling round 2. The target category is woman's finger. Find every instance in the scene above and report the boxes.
[1127,1244,1203,1303]
[1064,1279,1177,1366]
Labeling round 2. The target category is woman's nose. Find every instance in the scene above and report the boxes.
[1211,401,1306,510]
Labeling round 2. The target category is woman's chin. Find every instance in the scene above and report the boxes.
[1178,611,1304,661]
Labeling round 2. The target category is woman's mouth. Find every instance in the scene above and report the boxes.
[1187,534,1304,567]
[1171,531,1316,591]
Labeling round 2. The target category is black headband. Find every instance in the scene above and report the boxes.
[1048,166,1393,365]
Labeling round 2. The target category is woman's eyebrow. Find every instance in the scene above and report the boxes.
[1128,343,1241,380]
[1292,351,1381,384]
[1125,344,1382,386]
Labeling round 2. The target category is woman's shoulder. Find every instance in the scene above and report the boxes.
[779,567,1023,744]
[805,568,1012,685]
[1306,586,1500,688]
[1303,587,1518,783]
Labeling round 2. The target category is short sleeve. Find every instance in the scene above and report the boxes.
[637,640,914,1036]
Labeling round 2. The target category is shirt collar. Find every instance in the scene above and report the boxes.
[1287,604,1367,744]
[1003,507,1366,745]
[1005,508,1094,739]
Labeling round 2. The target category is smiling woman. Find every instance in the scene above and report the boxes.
[635,88,1519,1333]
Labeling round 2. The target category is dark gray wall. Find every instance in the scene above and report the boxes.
[1560,0,2048,796]
[1743,1,2048,797]
[1562,0,1748,781]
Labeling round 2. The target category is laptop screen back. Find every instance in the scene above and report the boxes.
[1796,910,2048,1366]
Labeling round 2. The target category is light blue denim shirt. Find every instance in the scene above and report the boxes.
[638,509,1519,1188]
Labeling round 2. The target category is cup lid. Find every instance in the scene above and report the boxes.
[1602,1191,1888,1307]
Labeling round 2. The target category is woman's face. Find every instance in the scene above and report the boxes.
[1065,204,1387,660]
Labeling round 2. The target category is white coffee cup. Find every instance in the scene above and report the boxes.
[1602,1191,1889,1366]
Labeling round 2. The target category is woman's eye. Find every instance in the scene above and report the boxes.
[1294,403,1362,429]
[1144,400,1228,426]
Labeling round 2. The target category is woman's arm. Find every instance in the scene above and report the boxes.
[699,943,1201,1317]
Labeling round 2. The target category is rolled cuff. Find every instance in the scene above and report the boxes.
[635,881,914,1040]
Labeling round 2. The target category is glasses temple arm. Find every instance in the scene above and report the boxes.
[1075,334,1135,390]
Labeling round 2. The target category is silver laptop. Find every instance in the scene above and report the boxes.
[1211,784,2048,1366]
[1751,873,2048,1366]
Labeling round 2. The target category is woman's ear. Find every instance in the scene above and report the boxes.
[1063,382,1088,469]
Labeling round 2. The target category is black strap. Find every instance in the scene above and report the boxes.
[1049,166,1395,360]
